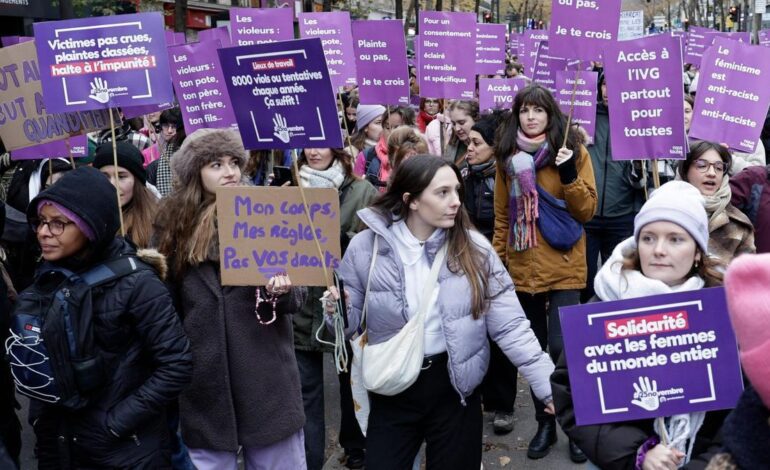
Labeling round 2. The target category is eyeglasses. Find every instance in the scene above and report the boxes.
[29,218,74,236]
[693,159,727,174]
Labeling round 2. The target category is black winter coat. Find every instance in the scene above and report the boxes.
[463,161,496,241]
[33,238,193,469]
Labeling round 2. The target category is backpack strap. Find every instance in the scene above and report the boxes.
[79,256,150,288]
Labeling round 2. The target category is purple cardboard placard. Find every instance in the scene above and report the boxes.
[604,34,686,160]
[760,30,770,47]
[711,31,750,43]
[33,12,174,113]
[298,12,357,90]
[689,37,770,154]
[11,135,88,160]
[260,0,296,18]
[1,36,33,47]
[121,101,175,120]
[476,23,506,75]
[199,26,231,48]
[560,288,743,426]
[351,20,410,106]
[518,30,548,76]
[170,40,238,134]
[508,33,520,56]
[165,30,185,46]
[549,0,621,61]
[230,8,294,46]
[418,12,476,100]
[478,77,527,111]
[685,26,714,66]
[218,38,342,150]
[555,70,597,143]
[532,41,567,93]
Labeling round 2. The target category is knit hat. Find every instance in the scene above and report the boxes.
[28,166,120,250]
[471,116,499,147]
[724,253,770,408]
[93,141,147,185]
[356,104,386,131]
[633,181,709,253]
[171,128,248,187]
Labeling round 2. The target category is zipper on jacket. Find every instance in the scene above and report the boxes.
[131,434,140,446]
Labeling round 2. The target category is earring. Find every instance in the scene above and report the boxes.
[695,259,700,268]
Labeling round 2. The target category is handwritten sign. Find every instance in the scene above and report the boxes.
[618,10,644,41]
[0,41,113,151]
[33,12,174,112]
[218,38,342,150]
[689,37,770,154]
[215,186,341,286]
[560,288,743,426]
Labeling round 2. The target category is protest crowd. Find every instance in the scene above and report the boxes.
[2,5,770,470]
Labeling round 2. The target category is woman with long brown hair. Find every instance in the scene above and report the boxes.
[325,155,554,469]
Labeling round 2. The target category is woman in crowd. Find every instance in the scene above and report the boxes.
[355,106,415,190]
[416,98,442,134]
[155,128,307,469]
[493,84,597,462]
[26,167,192,468]
[327,155,555,470]
[730,163,770,253]
[678,140,755,265]
[341,94,359,137]
[146,109,186,197]
[424,103,453,157]
[462,114,520,435]
[445,100,480,165]
[294,147,377,470]
[142,108,182,167]
[93,142,159,248]
[347,104,385,159]
[552,181,727,470]
[387,126,428,172]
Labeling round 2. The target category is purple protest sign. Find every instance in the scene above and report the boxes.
[260,0,296,18]
[298,12,357,90]
[351,20,410,106]
[418,12,476,100]
[170,40,237,134]
[230,8,294,46]
[33,13,174,113]
[165,30,185,46]
[478,77,527,111]
[508,33,520,56]
[685,26,714,66]
[11,135,88,160]
[560,287,743,426]
[549,0,621,61]
[199,26,231,47]
[475,23,506,75]
[518,30,548,76]
[219,38,342,150]
[555,70,597,143]
[1,36,33,47]
[689,37,770,154]
[121,101,175,120]
[711,31,750,43]
[760,30,770,47]
[532,41,567,93]
[605,34,686,160]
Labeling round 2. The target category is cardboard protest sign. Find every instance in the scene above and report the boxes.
[230,8,294,46]
[618,10,644,41]
[518,30,548,76]
[215,186,341,286]
[351,20,410,106]
[560,288,743,426]
[218,38,342,150]
[170,40,237,134]
[760,29,770,47]
[11,135,87,160]
[689,37,770,154]
[164,30,185,46]
[604,34,687,160]
[418,12,476,100]
[199,26,231,47]
[555,70,597,143]
[549,0,621,61]
[33,12,174,113]
[478,77,526,111]
[475,23,506,75]
[532,41,567,93]
[121,101,175,120]
[508,33,520,56]
[1,36,33,47]
[260,0,296,17]
[0,41,114,151]
[685,26,714,66]
[298,12,357,90]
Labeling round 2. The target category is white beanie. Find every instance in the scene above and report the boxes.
[355,104,386,131]
[633,181,709,253]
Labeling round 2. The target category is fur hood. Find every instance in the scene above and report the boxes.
[171,128,248,187]
[137,248,168,281]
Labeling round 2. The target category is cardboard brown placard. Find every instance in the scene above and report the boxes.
[0,41,113,151]
[215,186,342,286]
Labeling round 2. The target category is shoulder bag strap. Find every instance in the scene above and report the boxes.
[358,235,379,335]
[414,243,447,322]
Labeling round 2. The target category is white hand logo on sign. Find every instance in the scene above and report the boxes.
[273,114,291,143]
[631,376,661,411]
[88,77,110,104]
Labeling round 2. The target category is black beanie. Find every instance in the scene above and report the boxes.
[28,167,121,250]
[93,141,147,185]
[471,116,499,147]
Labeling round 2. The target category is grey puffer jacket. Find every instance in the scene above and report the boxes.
[335,208,555,403]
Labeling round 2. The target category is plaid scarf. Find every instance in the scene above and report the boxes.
[156,143,175,197]
[505,130,550,251]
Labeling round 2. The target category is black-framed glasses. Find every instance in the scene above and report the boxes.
[693,159,727,174]
[29,218,74,236]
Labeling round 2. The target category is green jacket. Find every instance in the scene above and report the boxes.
[293,176,378,352]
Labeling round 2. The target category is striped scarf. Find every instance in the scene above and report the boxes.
[506,130,549,251]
